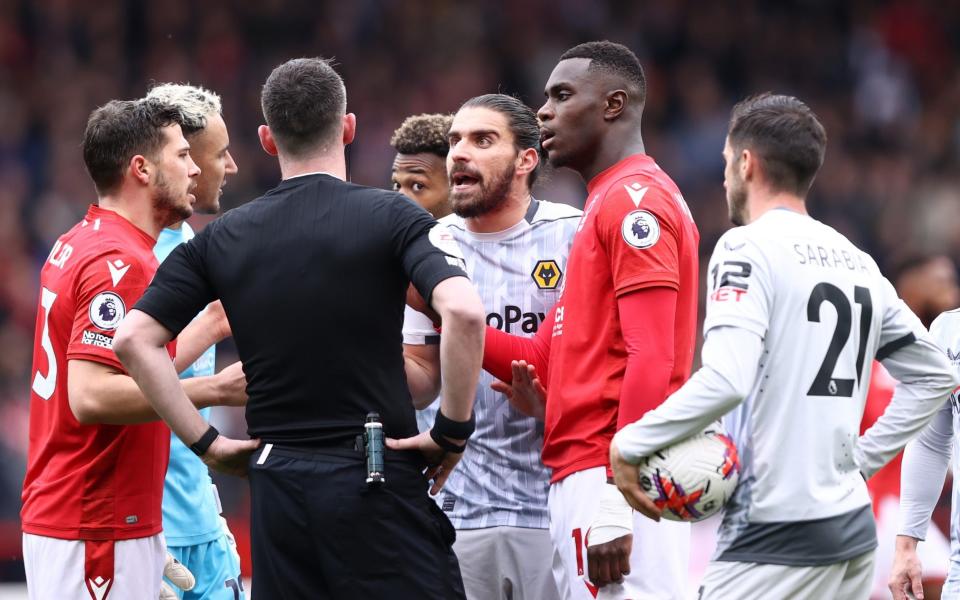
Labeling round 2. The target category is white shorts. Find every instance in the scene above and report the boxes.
[23,532,166,599]
[549,466,691,599]
[455,526,560,600]
[698,550,875,600]
[873,496,950,599]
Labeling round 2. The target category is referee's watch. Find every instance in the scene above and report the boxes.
[189,425,220,457]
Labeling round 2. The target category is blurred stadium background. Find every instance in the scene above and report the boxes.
[1,0,959,596]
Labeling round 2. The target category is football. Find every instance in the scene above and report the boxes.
[636,423,741,522]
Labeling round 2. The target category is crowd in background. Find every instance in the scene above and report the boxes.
[0,0,958,579]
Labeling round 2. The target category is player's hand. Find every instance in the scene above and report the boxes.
[201,435,260,477]
[586,483,634,587]
[406,283,441,327]
[610,442,662,521]
[216,361,248,407]
[160,552,195,599]
[489,360,547,419]
[889,535,925,600]
[386,430,465,495]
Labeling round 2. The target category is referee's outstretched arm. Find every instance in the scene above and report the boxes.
[388,275,485,495]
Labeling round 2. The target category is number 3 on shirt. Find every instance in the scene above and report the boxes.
[32,287,58,400]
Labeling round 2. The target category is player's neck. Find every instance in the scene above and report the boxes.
[97,193,164,240]
[278,151,347,182]
[465,190,532,234]
[580,135,646,183]
[747,191,808,224]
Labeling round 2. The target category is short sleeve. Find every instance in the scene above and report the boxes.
[391,197,469,302]
[594,183,681,296]
[66,252,153,371]
[702,229,773,338]
[402,305,440,345]
[135,227,216,336]
[875,276,929,361]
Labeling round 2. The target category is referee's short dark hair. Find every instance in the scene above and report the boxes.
[728,93,827,197]
[459,94,543,187]
[261,57,346,158]
[82,98,185,196]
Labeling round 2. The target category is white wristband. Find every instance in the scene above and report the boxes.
[587,483,634,547]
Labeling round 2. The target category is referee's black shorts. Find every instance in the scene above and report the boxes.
[248,443,466,600]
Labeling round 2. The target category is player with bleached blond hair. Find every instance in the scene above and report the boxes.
[144,83,245,600]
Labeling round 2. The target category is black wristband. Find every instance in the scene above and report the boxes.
[429,409,475,454]
[430,427,468,454]
[189,425,219,457]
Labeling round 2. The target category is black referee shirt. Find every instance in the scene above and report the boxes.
[135,173,467,445]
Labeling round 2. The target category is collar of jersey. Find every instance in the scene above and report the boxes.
[87,204,156,249]
[586,153,656,194]
[457,216,530,242]
[283,171,341,181]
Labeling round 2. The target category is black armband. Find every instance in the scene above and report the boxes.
[189,425,219,457]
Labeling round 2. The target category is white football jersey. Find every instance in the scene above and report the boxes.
[706,209,940,564]
[900,309,960,579]
[403,199,580,529]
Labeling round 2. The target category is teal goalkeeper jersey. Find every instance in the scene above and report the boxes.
[155,224,222,546]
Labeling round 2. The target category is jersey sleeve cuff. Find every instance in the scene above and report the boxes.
[132,296,192,338]
[65,351,126,374]
[704,316,768,339]
[614,271,680,296]
[419,268,468,305]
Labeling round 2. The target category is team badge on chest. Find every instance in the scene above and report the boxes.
[531,259,563,290]
[621,210,660,249]
[89,292,126,330]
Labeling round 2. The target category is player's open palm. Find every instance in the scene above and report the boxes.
[889,538,925,600]
[201,435,260,477]
[387,430,464,495]
[489,360,547,419]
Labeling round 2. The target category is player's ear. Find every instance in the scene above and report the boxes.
[516,147,539,180]
[604,90,628,121]
[258,125,279,157]
[342,113,357,146]
[129,155,151,186]
[740,148,754,182]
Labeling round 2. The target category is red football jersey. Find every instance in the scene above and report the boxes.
[543,154,700,483]
[860,361,900,512]
[22,205,171,541]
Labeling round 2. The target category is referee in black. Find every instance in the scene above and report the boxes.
[115,58,485,599]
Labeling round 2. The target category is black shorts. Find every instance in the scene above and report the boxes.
[248,444,465,600]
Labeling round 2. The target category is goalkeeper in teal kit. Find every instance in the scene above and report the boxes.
[146,83,245,600]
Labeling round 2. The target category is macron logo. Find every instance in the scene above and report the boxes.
[623,182,649,207]
[87,576,111,600]
[107,259,130,286]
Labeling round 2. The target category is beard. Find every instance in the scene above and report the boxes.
[726,174,748,226]
[449,162,515,219]
[152,170,193,227]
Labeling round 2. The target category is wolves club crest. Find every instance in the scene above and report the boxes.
[532,260,563,290]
